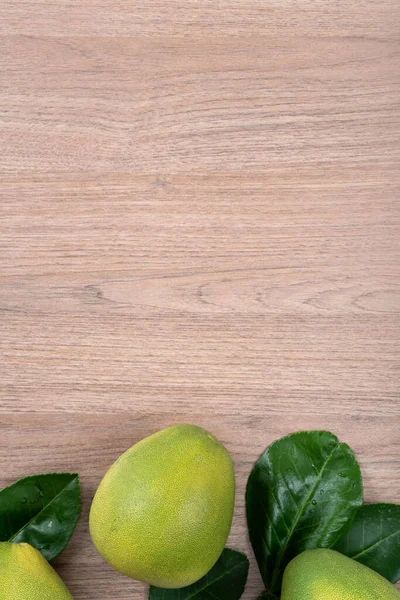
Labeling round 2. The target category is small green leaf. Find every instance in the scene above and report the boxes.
[0,473,80,560]
[149,549,249,600]
[334,503,400,583]
[246,431,363,595]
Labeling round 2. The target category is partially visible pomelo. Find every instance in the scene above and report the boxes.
[0,542,73,599]
[281,548,400,600]
[89,424,235,588]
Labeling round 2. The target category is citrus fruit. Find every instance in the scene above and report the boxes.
[0,542,73,599]
[89,424,235,588]
[281,548,400,600]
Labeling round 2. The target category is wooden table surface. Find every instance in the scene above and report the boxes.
[1,1,400,598]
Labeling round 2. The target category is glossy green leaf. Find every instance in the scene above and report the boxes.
[149,549,249,600]
[0,473,80,560]
[246,431,363,595]
[334,503,400,583]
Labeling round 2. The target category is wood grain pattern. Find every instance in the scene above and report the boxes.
[1,0,399,597]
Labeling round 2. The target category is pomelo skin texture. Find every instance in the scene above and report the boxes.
[89,424,235,588]
[281,548,400,600]
[0,542,73,599]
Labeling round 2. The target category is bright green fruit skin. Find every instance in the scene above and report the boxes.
[89,424,235,588]
[281,549,400,600]
[0,542,73,600]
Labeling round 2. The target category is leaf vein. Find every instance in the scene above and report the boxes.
[351,530,400,560]
[269,443,340,590]
[8,476,78,543]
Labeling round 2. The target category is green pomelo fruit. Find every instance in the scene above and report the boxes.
[281,548,400,600]
[89,424,235,588]
[0,542,73,599]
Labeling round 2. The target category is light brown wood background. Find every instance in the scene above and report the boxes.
[1,0,400,597]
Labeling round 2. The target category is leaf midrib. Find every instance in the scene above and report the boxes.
[184,558,247,600]
[151,555,247,600]
[8,476,78,543]
[269,443,339,591]
[351,529,400,560]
